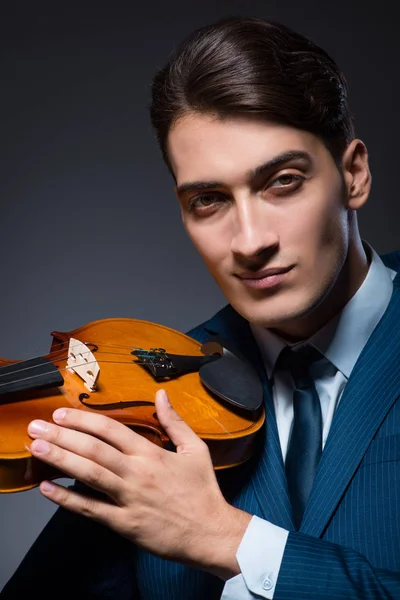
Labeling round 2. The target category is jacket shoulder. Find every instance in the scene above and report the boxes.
[381,250,400,271]
[185,304,237,342]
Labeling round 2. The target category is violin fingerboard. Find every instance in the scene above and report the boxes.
[0,357,64,400]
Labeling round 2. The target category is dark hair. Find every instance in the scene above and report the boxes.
[149,16,355,176]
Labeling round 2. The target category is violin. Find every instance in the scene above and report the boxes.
[0,317,265,493]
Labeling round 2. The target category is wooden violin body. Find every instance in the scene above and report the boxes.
[0,318,265,493]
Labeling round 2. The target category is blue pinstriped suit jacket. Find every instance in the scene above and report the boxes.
[2,251,400,599]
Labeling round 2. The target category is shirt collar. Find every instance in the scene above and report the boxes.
[250,242,396,379]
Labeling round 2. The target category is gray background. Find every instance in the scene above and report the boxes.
[0,0,398,589]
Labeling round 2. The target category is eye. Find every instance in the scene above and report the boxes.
[188,193,226,212]
[269,173,304,190]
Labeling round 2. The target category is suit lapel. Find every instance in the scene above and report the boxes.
[203,306,294,529]
[250,386,295,528]
[301,274,400,536]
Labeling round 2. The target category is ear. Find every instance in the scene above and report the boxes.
[341,139,371,210]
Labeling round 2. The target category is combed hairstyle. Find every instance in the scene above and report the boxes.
[149,16,355,176]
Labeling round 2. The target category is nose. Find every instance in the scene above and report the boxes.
[230,196,279,260]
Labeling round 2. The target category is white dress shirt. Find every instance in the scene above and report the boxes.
[221,243,396,599]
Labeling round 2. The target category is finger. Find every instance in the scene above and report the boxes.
[29,438,125,501]
[38,479,119,526]
[51,407,159,456]
[155,389,206,456]
[28,419,129,478]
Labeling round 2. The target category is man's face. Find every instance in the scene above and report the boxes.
[167,114,364,339]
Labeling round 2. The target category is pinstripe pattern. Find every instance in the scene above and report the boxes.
[249,388,294,528]
[276,532,400,599]
[301,276,400,538]
[1,252,399,599]
[323,433,400,569]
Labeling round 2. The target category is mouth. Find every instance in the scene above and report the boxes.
[236,266,294,290]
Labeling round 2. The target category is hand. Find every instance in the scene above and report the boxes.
[27,389,252,579]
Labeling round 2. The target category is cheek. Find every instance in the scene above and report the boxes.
[315,204,349,261]
[289,194,348,257]
[185,225,228,274]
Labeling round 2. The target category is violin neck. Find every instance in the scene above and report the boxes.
[0,357,64,399]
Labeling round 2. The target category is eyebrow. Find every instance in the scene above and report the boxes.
[175,150,312,196]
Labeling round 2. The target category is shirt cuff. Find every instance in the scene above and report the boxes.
[221,516,289,599]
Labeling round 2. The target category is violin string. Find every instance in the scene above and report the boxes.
[47,340,147,353]
[0,357,154,389]
[0,342,152,369]
[0,349,135,379]
[0,343,164,381]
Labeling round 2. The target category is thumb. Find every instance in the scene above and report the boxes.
[155,389,201,454]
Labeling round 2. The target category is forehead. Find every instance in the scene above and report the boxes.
[167,113,327,184]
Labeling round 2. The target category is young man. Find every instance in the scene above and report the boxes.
[2,16,400,600]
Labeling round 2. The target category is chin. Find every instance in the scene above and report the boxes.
[230,294,317,331]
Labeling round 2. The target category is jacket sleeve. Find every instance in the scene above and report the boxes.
[0,482,140,599]
[274,530,400,599]
[221,515,400,600]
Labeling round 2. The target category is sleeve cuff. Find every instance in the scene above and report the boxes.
[221,516,289,599]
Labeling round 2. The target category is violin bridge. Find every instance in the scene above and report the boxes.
[67,338,100,392]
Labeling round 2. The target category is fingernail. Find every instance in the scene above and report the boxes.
[53,408,67,422]
[158,389,170,405]
[28,420,48,435]
[31,439,50,454]
[41,481,55,494]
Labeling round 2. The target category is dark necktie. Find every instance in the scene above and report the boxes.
[275,345,323,529]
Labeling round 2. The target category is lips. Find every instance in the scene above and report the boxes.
[236,266,293,280]
[234,265,294,291]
